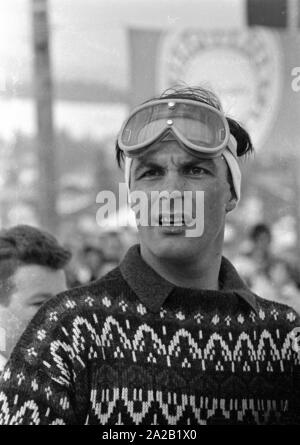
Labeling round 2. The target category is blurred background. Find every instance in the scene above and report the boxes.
[1,0,300,302]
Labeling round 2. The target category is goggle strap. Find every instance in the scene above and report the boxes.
[222,148,241,202]
[227,134,238,158]
[125,156,132,191]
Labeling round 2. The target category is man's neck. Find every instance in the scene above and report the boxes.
[0,351,7,371]
[140,244,222,290]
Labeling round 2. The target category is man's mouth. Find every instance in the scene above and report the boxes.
[158,214,186,226]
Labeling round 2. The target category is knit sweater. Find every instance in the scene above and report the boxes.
[0,245,299,425]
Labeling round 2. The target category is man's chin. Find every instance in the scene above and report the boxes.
[147,234,199,260]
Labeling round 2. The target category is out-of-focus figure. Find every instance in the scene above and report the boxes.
[0,225,71,371]
[254,259,300,315]
[78,244,106,283]
[64,227,138,287]
[248,223,273,271]
[233,223,274,286]
[233,223,300,314]
[99,230,124,262]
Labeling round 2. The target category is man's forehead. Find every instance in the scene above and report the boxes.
[132,141,218,167]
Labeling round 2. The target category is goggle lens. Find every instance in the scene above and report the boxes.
[120,101,228,150]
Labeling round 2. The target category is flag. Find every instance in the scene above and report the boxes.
[122,0,299,29]
[247,0,288,28]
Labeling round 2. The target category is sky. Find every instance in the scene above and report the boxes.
[0,0,245,90]
[0,0,128,89]
[0,0,287,149]
[0,0,260,145]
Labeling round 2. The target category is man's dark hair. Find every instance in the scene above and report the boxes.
[115,85,254,168]
[0,225,71,306]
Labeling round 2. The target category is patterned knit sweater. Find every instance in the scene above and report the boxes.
[0,245,299,425]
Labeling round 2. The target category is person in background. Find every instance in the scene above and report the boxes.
[251,259,300,315]
[96,231,126,277]
[79,244,105,283]
[249,223,274,273]
[0,225,71,371]
[269,260,300,314]
[99,230,124,263]
[233,223,274,287]
[234,223,300,314]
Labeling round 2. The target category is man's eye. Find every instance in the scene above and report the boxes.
[186,166,207,175]
[141,169,161,178]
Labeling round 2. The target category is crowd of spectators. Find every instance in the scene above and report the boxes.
[65,226,138,287]
[232,223,300,314]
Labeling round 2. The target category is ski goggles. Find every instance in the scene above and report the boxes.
[118,98,232,158]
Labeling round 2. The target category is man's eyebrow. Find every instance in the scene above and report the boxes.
[179,158,217,171]
[132,159,163,176]
[132,156,217,176]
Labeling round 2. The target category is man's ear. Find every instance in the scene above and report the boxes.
[225,194,237,213]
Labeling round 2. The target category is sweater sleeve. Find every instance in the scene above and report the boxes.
[286,311,300,424]
[0,292,89,425]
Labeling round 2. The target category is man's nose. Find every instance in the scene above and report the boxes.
[159,172,185,213]
[160,170,186,193]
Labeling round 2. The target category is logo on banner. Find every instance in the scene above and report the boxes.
[157,28,283,149]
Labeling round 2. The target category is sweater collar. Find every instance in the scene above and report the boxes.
[120,244,258,314]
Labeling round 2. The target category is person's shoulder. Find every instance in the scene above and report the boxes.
[253,293,300,328]
[63,265,124,299]
[30,266,127,327]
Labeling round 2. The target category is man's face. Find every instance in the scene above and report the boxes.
[130,140,234,261]
[0,264,67,358]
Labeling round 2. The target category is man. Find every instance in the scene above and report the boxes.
[0,225,71,372]
[0,87,299,425]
